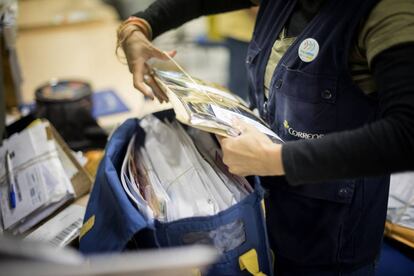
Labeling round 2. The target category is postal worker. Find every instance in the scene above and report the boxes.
[119,0,414,275]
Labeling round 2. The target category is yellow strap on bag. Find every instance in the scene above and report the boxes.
[261,199,266,218]
[79,215,95,240]
[239,249,267,276]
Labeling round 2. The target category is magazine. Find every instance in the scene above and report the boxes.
[153,69,283,143]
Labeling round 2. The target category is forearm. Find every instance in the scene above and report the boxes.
[134,0,255,39]
[282,43,414,185]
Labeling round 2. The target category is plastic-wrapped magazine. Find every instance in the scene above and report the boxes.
[153,69,283,143]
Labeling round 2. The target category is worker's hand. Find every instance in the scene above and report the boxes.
[217,119,284,177]
[120,26,176,103]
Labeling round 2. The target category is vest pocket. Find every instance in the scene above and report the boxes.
[270,66,338,139]
[280,178,356,204]
[264,177,358,266]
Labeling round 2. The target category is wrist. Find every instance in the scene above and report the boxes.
[117,16,152,42]
[121,25,147,45]
[266,143,285,176]
[116,18,151,57]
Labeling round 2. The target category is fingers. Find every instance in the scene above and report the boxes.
[216,135,233,156]
[143,63,169,103]
[232,118,252,134]
[216,134,230,164]
[150,46,177,61]
[165,50,177,58]
[216,134,226,147]
[131,61,155,99]
[130,59,168,102]
[148,79,168,103]
[146,75,169,103]
[217,138,246,176]
[123,33,177,101]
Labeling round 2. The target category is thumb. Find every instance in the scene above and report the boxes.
[157,50,177,61]
[165,50,177,58]
[215,134,225,146]
[150,46,177,61]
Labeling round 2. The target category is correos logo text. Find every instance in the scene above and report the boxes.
[283,120,324,139]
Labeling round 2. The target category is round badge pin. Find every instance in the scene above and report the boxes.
[298,38,319,62]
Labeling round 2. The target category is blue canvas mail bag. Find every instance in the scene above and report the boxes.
[79,111,273,276]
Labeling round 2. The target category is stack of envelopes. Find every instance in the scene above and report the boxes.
[120,115,253,223]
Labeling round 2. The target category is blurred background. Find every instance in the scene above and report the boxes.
[8,0,256,133]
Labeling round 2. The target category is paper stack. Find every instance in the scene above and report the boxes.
[121,115,253,223]
[0,121,76,235]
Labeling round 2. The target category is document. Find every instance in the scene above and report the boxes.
[0,164,49,229]
[120,135,155,222]
[139,148,170,221]
[187,128,253,198]
[141,116,219,221]
[0,122,74,232]
[153,69,283,143]
[210,105,281,140]
[25,205,85,247]
[387,172,414,229]
[15,195,72,235]
[120,115,252,223]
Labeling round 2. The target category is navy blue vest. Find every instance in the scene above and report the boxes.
[246,0,390,271]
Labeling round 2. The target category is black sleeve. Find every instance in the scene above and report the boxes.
[282,43,414,185]
[134,0,255,39]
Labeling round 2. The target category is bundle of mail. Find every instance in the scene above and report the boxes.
[0,120,87,239]
[121,115,253,223]
[153,69,283,143]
